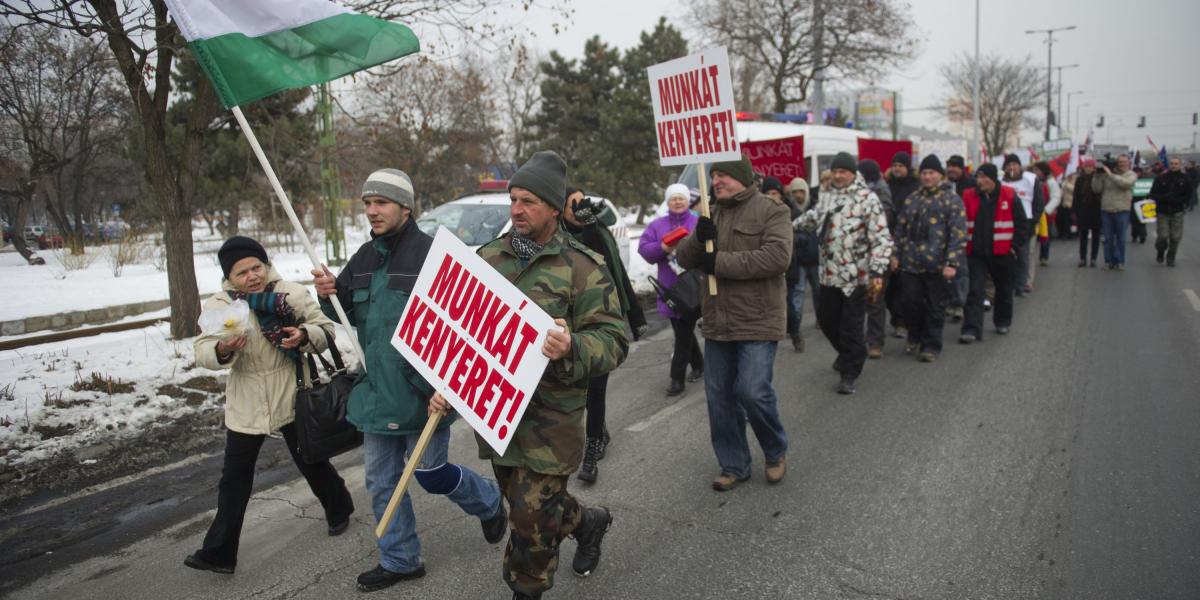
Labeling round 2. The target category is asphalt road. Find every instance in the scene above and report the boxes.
[3,212,1199,599]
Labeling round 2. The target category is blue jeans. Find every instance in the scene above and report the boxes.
[1101,210,1129,266]
[703,340,789,479]
[363,428,501,573]
[949,260,969,307]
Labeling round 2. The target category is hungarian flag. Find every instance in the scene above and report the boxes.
[164,0,419,108]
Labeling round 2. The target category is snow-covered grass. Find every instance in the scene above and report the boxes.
[0,322,223,467]
[0,223,371,322]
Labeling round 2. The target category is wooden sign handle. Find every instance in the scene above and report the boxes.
[375,409,445,539]
[696,165,718,295]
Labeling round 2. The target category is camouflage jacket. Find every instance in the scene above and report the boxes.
[894,185,968,273]
[475,227,629,475]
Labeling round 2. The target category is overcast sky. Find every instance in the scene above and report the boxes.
[516,0,1200,151]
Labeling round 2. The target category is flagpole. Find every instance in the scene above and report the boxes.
[231,105,367,370]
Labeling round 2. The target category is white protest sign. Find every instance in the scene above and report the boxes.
[391,227,556,455]
[648,46,740,167]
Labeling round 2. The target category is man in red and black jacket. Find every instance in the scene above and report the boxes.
[959,163,1030,343]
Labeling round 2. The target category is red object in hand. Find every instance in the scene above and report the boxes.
[662,226,689,247]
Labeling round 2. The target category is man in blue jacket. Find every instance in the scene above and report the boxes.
[312,168,506,593]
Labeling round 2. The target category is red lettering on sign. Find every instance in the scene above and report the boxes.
[448,343,478,396]
[474,368,504,421]
[446,273,478,321]
[507,321,540,374]
[396,296,428,346]
[458,353,490,414]
[420,318,452,368]
[427,255,460,308]
[707,65,721,105]
[487,377,517,429]
[409,298,438,356]
[437,329,468,380]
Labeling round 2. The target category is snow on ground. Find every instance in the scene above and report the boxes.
[0,322,223,467]
[0,224,371,322]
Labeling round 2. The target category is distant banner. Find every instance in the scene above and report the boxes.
[857,138,913,172]
[647,47,741,167]
[742,136,805,182]
[391,227,556,455]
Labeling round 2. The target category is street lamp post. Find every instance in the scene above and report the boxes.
[1066,91,1083,138]
[972,0,982,166]
[1055,65,1079,137]
[1075,103,1089,137]
[1026,25,1076,141]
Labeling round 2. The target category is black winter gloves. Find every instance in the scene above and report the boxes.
[695,216,717,243]
[701,250,718,275]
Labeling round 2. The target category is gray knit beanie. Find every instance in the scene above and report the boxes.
[509,151,568,211]
[361,168,415,209]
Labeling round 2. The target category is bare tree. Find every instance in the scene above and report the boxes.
[941,52,1045,156]
[1,0,222,338]
[0,26,121,260]
[688,0,918,113]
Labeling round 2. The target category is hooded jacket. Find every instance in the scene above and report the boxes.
[196,267,334,435]
[1149,170,1192,215]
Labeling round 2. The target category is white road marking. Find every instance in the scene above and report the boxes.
[14,451,222,518]
[1185,289,1200,312]
[625,395,704,432]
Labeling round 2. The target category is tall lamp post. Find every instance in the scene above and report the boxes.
[1026,25,1076,141]
[1066,91,1084,138]
[1054,64,1079,138]
[972,0,982,166]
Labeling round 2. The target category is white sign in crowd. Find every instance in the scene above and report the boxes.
[391,227,556,455]
[648,47,742,167]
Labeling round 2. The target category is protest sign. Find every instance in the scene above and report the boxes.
[742,136,806,182]
[648,47,741,167]
[391,227,556,456]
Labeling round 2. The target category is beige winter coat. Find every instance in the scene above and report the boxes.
[194,268,334,435]
[1091,169,1137,213]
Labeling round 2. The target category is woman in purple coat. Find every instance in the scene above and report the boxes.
[639,183,704,396]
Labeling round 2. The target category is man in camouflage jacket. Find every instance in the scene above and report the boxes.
[434,150,627,600]
[892,155,967,361]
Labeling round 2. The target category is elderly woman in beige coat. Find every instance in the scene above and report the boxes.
[185,236,354,575]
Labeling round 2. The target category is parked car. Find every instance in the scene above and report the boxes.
[24,225,64,249]
[415,181,630,267]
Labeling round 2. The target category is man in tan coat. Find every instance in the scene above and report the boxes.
[1092,154,1137,270]
[677,157,792,492]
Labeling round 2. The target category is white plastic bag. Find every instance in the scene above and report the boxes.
[198,299,254,340]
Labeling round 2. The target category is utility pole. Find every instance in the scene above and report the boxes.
[1066,91,1083,137]
[316,83,346,266]
[1026,25,1076,141]
[1054,64,1079,138]
[811,0,826,117]
[1075,103,1089,137]
[972,0,982,165]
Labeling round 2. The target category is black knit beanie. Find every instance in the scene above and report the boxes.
[218,236,269,279]
[919,154,945,175]
[1003,153,1022,168]
[947,155,966,169]
[831,152,858,173]
[891,151,913,169]
[857,159,882,183]
[710,156,755,188]
[976,163,999,182]
[761,176,785,195]
[509,150,568,211]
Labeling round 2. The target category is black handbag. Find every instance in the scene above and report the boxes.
[293,329,362,464]
[648,268,704,319]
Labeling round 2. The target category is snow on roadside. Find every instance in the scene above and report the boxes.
[0,323,225,468]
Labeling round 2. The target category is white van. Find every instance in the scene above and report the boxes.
[673,121,868,195]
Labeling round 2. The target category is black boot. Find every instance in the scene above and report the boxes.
[577,437,601,483]
[571,506,613,576]
[666,379,685,396]
[1156,240,1167,263]
[512,591,542,600]
[597,426,610,460]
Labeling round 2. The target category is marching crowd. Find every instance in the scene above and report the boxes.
[180,145,1190,599]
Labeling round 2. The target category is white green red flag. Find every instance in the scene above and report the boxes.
[163,0,419,108]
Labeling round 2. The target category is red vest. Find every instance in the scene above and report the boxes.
[963,185,1016,256]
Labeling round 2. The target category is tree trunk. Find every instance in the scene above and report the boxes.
[228,204,240,235]
[10,190,36,262]
[162,212,200,338]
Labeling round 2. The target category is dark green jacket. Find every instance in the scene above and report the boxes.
[320,219,447,436]
[475,228,629,475]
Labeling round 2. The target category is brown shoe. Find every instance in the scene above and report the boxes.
[765,458,786,484]
[867,346,883,359]
[711,472,749,492]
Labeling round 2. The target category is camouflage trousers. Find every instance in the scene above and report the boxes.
[493,465,583,595]
[1155,212,1185,260]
